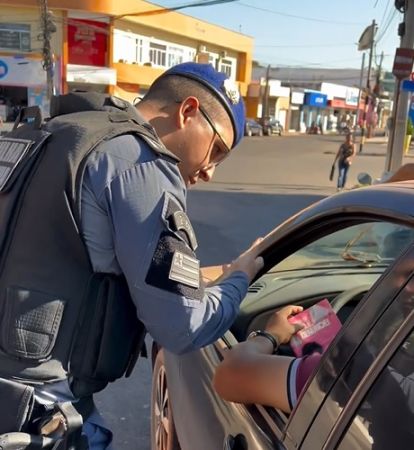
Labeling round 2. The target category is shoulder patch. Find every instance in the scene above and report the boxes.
[172,211,198,251]
[169,251,200,288]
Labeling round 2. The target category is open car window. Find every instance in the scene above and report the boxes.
[237,220,414,434]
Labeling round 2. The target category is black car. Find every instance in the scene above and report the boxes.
[244,118,263,137]
[151,183,414,450]
[261,117,283,136]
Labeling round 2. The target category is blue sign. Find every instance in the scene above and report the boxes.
[409,99,414,124]
[0,60,8,79]
[402,80,414,92]
[304,92,328,108]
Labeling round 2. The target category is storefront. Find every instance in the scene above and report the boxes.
[0,55,48,121]
[301,91,328,130]
[289,91,304,131]
[66,17,115,93]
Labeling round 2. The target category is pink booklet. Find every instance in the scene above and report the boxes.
[288,299,342,357]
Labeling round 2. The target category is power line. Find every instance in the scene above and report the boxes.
[239,1,365,25]
[116,0,239,19]
[376,9,398,43]
[255,43,356,49]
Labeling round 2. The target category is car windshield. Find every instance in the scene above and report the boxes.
[271,222,414,272]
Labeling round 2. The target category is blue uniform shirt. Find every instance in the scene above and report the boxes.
[81,128,248,354]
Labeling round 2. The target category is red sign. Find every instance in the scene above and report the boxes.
[392,47,414,80]
[68,19,109,67]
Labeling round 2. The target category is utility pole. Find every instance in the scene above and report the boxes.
[38,0,56,101]
[385,0,414,174]
[359,19,376,153]
[355,52,366,141]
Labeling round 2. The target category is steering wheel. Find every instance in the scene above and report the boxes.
[331,284,371,314]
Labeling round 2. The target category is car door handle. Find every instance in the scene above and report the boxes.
[224,434,247,450]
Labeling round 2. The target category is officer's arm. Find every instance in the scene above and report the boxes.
[104,162,254,354]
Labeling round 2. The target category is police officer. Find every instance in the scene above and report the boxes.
[46,62,261,448]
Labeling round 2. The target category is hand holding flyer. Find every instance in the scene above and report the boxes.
[288,299,342,357]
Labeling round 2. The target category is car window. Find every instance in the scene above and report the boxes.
[242,221,414,434]
[337,327,414,450]
[271,222,414,272]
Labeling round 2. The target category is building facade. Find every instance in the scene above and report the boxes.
[0,0,253,118]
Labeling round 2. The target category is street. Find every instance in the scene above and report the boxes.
[95,133,406,449]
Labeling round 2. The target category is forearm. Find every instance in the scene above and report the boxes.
[214,336,293,410]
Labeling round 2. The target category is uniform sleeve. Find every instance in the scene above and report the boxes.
[90,141,249,355]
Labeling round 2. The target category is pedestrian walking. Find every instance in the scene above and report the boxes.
[333,133,356,190]
[0,62,264,449]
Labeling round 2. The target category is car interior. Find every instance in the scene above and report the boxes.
[230,220,414,358]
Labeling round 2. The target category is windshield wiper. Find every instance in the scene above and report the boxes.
[341,224,382,264]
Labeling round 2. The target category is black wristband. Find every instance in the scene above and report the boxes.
[247,330,280,354]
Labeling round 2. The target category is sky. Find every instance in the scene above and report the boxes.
[152,0,402,71]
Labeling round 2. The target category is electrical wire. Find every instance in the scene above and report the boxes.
[376,9,398,44]
[238,1,365,25]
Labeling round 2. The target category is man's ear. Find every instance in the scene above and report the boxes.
[176,96,200,129]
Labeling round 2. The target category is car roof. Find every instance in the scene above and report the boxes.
[259,182,414,250]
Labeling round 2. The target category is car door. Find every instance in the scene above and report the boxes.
[165,191,414,450]
[283,244,414,449]
[215,220,414,450]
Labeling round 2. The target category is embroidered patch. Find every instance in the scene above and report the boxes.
[172,210,198,251]
[169,251,200,288]
[223,79,240,105]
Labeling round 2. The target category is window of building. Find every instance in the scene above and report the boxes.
[167,46,184,67]
[149,42,167,67]
[135,38,143,64]
[0,23,31,52]
[220,59,233,77]
[337,327,414,450]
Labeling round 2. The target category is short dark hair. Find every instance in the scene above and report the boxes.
[143,74,230,126]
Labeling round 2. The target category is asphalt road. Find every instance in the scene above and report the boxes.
[95,133,398,449]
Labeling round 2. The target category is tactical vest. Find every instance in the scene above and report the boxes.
[0,92,177,399]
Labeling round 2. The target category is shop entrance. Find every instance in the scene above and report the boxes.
[0,86,28,122]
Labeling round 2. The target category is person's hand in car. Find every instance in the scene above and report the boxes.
[213,304,322,412]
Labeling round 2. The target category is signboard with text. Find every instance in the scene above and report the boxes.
[304,92,327,108]
[68,19,109,67]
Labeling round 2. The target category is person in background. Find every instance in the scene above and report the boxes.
[333,133,356,191]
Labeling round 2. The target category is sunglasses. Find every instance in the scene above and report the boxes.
[175,100,231,166]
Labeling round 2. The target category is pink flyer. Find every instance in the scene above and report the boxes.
[288,299,342,357]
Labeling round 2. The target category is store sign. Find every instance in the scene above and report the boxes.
[304,92,327,108]
[0,60,8,79]
[68,19,109,66]
[410,95,414,123]
[0,23,31,52]
[291,92,304,105]
[0,56,45,86]
[345,88,359,106]
[330,98,347,108]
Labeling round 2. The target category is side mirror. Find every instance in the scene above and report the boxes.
[357,172,372,186]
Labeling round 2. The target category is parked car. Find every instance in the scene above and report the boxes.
[261,117,283,136]
[244,118,263,137]
[151,183,414,450]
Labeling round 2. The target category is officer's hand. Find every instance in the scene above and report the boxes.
[265,305,304,344]
[224,238,264,283]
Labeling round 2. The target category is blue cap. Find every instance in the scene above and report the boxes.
[159,62,246,148]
